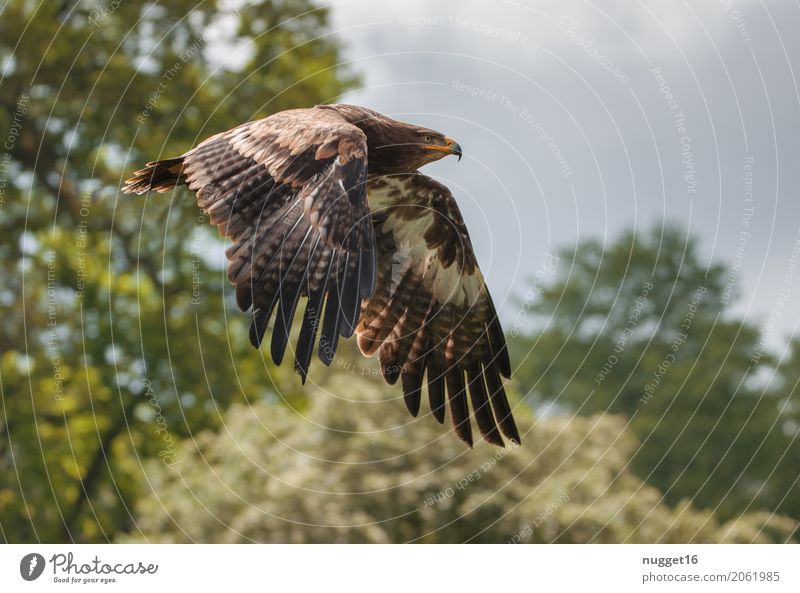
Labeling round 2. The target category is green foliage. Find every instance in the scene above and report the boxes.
[1,0,795,545]
[120,374,795,543]
[0,0,357,542]
[510,225,800,523]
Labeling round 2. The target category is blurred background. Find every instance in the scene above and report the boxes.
[1,0,798,543]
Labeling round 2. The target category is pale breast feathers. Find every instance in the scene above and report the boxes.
[367,175,483,307]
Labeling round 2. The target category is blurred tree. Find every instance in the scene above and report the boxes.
[0,0,358,542]
[120,374,796,543]
[767,338,800,520]
[509,225,799,522]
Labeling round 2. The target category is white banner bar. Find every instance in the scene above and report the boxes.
[1,544,798,592]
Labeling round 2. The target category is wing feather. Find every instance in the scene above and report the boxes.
[427,360,446,424]
[446,366,473,447]
[358,173,520,446]
[295,254,332,382]
[124,107,376,375]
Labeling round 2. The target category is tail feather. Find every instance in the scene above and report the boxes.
[123,157,186,194]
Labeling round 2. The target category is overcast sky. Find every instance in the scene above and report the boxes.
[324,0,800,352]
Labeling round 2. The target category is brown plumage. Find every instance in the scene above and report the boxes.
[123,104,519,447]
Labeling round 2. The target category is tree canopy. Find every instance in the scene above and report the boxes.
[0,0,357,542]
[510,225,800,524]
[121,375,795,544]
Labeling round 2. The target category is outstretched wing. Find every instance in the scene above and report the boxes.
[358,173,519,447]
[124,107,376,378]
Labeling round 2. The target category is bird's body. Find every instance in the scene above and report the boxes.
[124,104,519,447]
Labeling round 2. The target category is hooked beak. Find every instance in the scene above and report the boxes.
[423,137,463,161]
[446,137,463,161]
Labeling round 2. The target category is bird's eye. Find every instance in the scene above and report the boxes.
[423,135,432,142]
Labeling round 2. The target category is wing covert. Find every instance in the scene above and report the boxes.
[125,107,377,378]
[358,173,519,447]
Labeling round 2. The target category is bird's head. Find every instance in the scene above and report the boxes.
[369,125,462,172]
[322,104,462,172]
[414,128,462,164]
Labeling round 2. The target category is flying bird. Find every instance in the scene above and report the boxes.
[124,104,519,447]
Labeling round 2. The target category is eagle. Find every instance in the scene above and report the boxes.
[124,104,520,447]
